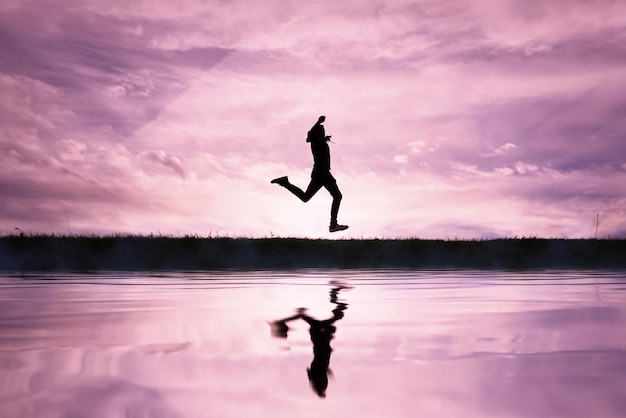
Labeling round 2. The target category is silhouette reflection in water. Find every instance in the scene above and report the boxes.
[269,283,349,398]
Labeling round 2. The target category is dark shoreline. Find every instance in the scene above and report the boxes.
[1,236,625,271]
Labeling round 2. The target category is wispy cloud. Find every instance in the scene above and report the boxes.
[1,0,625,237]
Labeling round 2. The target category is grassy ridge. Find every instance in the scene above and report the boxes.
[1,235,625,271]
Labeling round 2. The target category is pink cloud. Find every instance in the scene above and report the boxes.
[1,0,625,237]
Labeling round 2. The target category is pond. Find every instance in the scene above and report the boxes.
[1,269,625,418]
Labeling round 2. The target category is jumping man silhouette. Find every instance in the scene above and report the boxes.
[271,116,348,232]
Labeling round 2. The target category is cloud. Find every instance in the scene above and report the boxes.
[0,3,230,140]
[57,139,88,161]
[393,154,408,165]
[140,150,187,179]
[1,0,625,237]
[514,162,538,174]
[482,143,517,157]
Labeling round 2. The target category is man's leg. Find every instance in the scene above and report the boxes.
[324,176,347,231]
[281,177,323,202]
[326,182,342,225]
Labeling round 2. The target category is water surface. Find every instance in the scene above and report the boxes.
[1,269,625,418]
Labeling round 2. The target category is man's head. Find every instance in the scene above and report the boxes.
[318,115,326,124]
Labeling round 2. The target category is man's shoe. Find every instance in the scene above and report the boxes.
[271,176,288,185]
[329,224,349,233]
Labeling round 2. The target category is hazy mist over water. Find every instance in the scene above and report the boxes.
[1,269,626,418]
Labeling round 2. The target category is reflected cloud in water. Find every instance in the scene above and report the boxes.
[27,376,181,418]
[1,270,626,417]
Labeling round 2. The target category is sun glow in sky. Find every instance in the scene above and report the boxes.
[1,0,626,238]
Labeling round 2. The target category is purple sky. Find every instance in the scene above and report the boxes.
[1,0,625,238]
